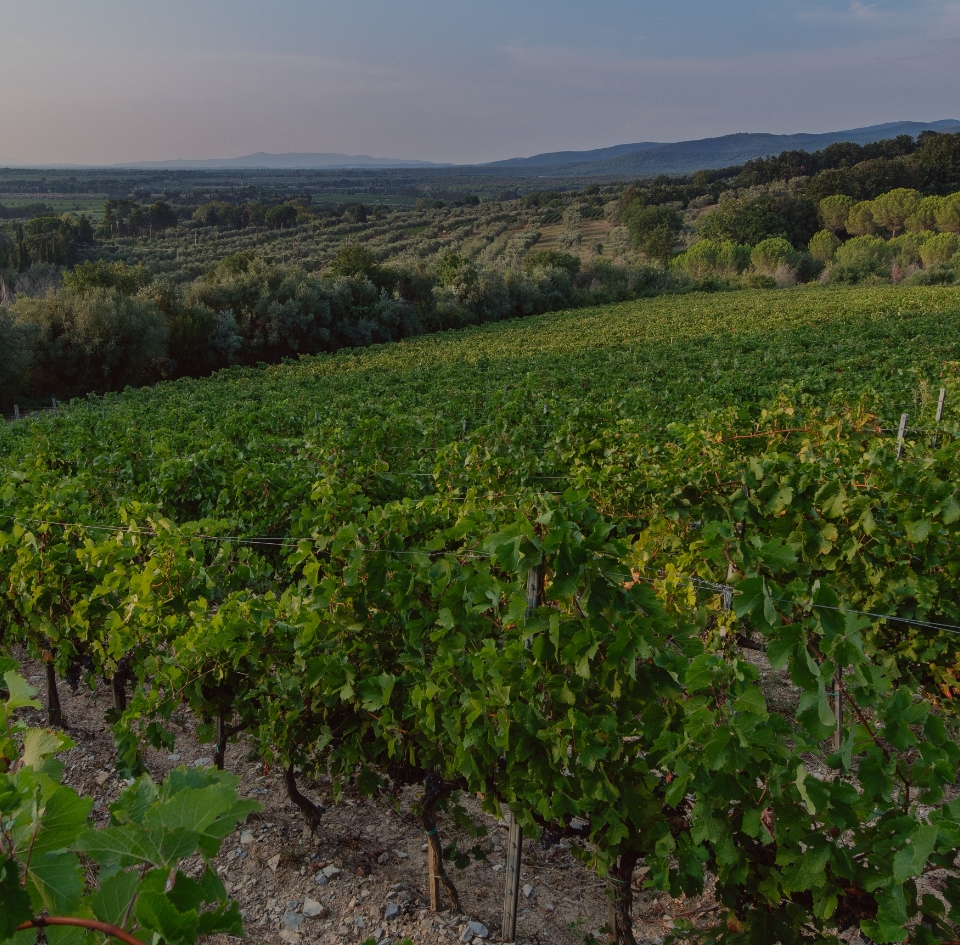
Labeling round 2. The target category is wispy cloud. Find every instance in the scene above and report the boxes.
[2,0,960,164]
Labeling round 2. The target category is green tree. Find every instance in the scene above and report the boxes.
[21,216,82,266]
[676,239,749,279]
[694,199,789,246]
[331,242,376,279]
[343,203,368,223]
[264,204,298,229]
[845,201,878,236]
[63,260,154,296]
[918,232,959,266]
[808,229,840,265]
[750,237,801,275]
[435,251,478,296]
[818,194,855,233]
[622,203,682,264]
[831,235,892,282]
[870,187,921,237]
[905,195,942,232]
[149,200,178,230]
[934,192,960,235]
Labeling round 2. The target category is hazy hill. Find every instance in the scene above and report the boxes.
[485,141,665,168]
[476,119,960,177]
[18,119,960,174]
[116,152,449,170]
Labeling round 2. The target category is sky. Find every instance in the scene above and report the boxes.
[2,0,959,166]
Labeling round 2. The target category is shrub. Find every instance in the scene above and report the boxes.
[63,259,154,296]
[0,308,34,409]
[523,249,581,275]
[902,264,956,286]
[744,272,777,289]
[12,287,169,396]
[919,232,960,267]
[830,235,893,283]
[750,237,800,275]
[676,239,749,279]
[888,232,928,268]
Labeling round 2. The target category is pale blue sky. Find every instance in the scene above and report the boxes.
[2,1,959,165]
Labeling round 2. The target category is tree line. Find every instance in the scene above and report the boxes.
[669,186,960,287]
[0,247,670,410]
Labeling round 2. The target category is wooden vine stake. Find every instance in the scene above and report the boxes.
[502,560,545,941]
[896,412,908,460]
[832,671,843,754]
[501,812,524,941]
[931,388,946,448]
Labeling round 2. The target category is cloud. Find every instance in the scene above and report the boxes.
[794,0,960,29]
[2,3,959,164]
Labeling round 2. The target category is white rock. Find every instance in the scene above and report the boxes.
[460,921,489,941]
[268,854,281,871]
[167,753,181,762]
[321,864,341,879]
[193,757,212,767]
[303,898,327,918]
[240,830,255,845]
[522,883,534,898]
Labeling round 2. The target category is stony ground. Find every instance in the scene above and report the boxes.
[13,653,706,945]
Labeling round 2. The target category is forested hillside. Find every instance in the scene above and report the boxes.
[3,130,960,412]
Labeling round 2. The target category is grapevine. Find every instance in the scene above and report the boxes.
[3,286,960,943]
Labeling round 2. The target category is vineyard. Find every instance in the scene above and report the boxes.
[3,284,960,944]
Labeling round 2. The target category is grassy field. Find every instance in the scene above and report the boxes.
[0,196,106,218]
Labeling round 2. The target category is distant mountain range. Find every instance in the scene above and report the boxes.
[12,120,960,176]
[118,152,449,170]
[476,120,960,177]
